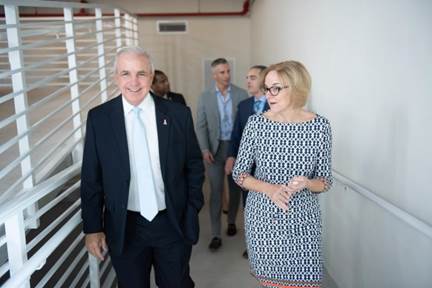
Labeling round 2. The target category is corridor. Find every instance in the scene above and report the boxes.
[1,0,431,287]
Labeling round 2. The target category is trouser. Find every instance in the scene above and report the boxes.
[111,211,194,288]
[206,140,241,237]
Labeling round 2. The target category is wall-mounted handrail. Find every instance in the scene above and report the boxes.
[333,169,432,239]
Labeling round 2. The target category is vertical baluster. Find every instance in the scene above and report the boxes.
[5,213,29,288]
[95,8,108,103]
[5,3,39,229]
[63,7,83,162]
[114,9,122,51]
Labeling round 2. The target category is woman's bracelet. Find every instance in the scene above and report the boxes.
[236,173,250,189]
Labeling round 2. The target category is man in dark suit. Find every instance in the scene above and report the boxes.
[151,69,187,106]
[80,47,204,288]
[224,65,268,258]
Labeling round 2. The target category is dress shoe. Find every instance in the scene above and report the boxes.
[208,237,222,251]
[226,224,237,236]
[242,249,248,259]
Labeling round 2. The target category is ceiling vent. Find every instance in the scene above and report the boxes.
[157,20,188,34]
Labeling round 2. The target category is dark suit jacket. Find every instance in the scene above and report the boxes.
[227,97,269,158]
[80,95,204,256]
[167,91,186,106]
[151,91,187,106]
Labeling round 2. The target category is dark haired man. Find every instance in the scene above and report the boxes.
[151,70,186,106]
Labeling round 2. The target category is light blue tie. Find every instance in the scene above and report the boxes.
[132,107,158,221]
[254,100,263,113]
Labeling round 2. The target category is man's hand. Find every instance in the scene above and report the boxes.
[85,232,108,261]
[202,150,214,164]
[224,157,235,175]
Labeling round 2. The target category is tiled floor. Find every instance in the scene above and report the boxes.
[189,206,258,287]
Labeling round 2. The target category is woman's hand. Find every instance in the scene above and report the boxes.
[266,184,292,211]
[287,176,311,193]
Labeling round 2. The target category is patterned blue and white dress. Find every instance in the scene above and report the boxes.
[232,114,332,288]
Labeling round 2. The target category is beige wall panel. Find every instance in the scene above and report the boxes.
[138,17,251,117]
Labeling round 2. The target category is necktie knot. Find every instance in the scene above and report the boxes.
[133,106,142,116]
[254,100,263,113]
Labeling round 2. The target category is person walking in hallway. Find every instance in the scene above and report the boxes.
[151,69,187,106]
[233,61,333,288]
[224,64,268,259]
[195,58,248,251]
[80,47,204,288]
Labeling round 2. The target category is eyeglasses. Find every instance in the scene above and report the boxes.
[263,85,289,96]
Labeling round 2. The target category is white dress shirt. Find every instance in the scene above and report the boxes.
[122,94,166,212]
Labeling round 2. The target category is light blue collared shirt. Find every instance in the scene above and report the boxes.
[216,85,233,141]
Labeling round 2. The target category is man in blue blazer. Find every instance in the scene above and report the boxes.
[195,58,248,251]
[80,47,204,288]
[225,65,268,258]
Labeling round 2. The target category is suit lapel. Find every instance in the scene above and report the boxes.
[109,96,130,180]
[231,86,238,117]
[263,100,270,112]
[208,89,220,124]
[153,96,170,181]
[248,97,255,115]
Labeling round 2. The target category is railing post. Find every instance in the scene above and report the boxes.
[133,17,138,45]
[88,254,101,288]
[4,4,39,229]
[63,7,83,163]
[95,7,108,103]
[114,9,122,51]
[5,213,29,288]
[124,13,132,46]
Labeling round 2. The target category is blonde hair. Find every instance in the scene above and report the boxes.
[261,60,311,108]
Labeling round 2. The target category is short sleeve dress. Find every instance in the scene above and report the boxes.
[232,113,332,288]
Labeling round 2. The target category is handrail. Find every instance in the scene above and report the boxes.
[332,169,432,239]
[25,181,80,230]
[27,198,81,251]
[35,232,84,288]
[1,212,82,288]
[0,162,81,221]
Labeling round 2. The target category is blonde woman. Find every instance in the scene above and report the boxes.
[232,61,332,288]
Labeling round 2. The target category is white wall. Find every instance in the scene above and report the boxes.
[251,0,432,287]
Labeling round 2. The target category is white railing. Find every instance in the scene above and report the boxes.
[332,170,432,239]
[0,0,138,287]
